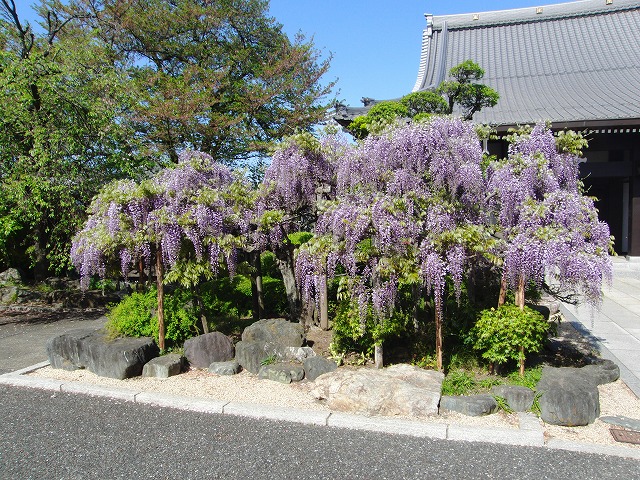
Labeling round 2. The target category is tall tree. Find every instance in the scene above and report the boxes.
[66,0,334,165]
[0,0,148,277]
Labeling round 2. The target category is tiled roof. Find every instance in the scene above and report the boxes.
[413,0,640,127]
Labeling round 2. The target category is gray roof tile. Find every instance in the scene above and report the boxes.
[413,0,640,126]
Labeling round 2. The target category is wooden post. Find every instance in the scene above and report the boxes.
[319,274,329,331]
[374,343,383,369]
[155,246,165,351]
[435,295,443,372]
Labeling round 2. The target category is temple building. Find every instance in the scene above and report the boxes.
[335,0,640,254]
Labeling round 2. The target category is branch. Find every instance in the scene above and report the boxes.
[1,0,34,58]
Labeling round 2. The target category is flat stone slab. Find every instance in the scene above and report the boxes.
[47,329,158,380]
[258,363,305,383]
[600,415,640,431]
[491,385,535,412]
[142,354,183,378]
[310,364,443,417]
[440,394,498,417]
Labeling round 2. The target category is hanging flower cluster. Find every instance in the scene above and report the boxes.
[488,125,612,306]
[71,151,252,289]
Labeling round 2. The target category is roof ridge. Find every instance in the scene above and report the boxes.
[431,0,640,30]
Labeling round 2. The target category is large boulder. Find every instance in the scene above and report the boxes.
[235,340,270,374]
[310,364,443,417]
[303,356,338,381]
[440,395,498,416]
[536,366,602,426]
[241,318,304,347]
[142,354,184,378]
[491,385,535,412]
[47,329,159,379]
[183,332,235,369]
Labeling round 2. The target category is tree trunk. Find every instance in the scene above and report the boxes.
[138,259,146,291]
[498,272,507,307]
[435,295,444,372]
[193,284,209,334]
[273,246,313,326]
[155,246,165,351]
[374,343,384,369]
[519,346,525,377]
[32,223,49,282]
[250,251,265,321]
[516,274,525,310]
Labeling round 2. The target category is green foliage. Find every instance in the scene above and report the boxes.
[493,396,514,414]
[437,60,499,120]
[348,101,408,139]
[555,129,589,156]
[0,2,150,277]
[330,277,413,357]
[506,365,543,390]
[287,231,314,246]
[348,60,499,140]
[400,91,448,117]
[441,369,477,396]
[471,305,550,367]
[105,290,156,339]
[105,287,201,351]
[260,354,277,366]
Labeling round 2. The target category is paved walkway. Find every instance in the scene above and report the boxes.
[560,257,640,398]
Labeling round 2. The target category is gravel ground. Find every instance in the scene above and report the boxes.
[29,365,640,450]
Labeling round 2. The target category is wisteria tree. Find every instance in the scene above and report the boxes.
[296,118,490,370]
[488,125,612,312]
[71,151,253,350]
[258,131,346,326]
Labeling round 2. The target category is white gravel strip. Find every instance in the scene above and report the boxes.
[15,364,640,458]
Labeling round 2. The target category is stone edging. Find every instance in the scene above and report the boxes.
[1,363,640,460]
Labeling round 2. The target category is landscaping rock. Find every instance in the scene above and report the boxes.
[241,318,304,348]
[582,358,620,384]
[491,385,535,412]
[536,366,600,426]
[0,268,22,285]
[209,360,241,376]
[183,332,235,369]
[303,356,338,381]
[235,340,271,374]
[47,328,159,379]
[440,395,498,416]
[310,364,443,417]
[142,354,183,378]
[264,343,316,363]
[0,285,18,304]
[258,363,305,384]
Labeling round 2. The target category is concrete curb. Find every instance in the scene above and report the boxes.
[2,363,640,460]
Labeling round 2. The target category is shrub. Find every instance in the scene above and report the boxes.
[105,287,200,351]
[105,289,155,339]
[471,305,550,375]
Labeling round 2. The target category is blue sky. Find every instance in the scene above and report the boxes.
[268,1,562,106]
[15,1,556,106]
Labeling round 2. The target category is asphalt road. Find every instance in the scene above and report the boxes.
[0,311,106,374]
[1,385,639,480]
